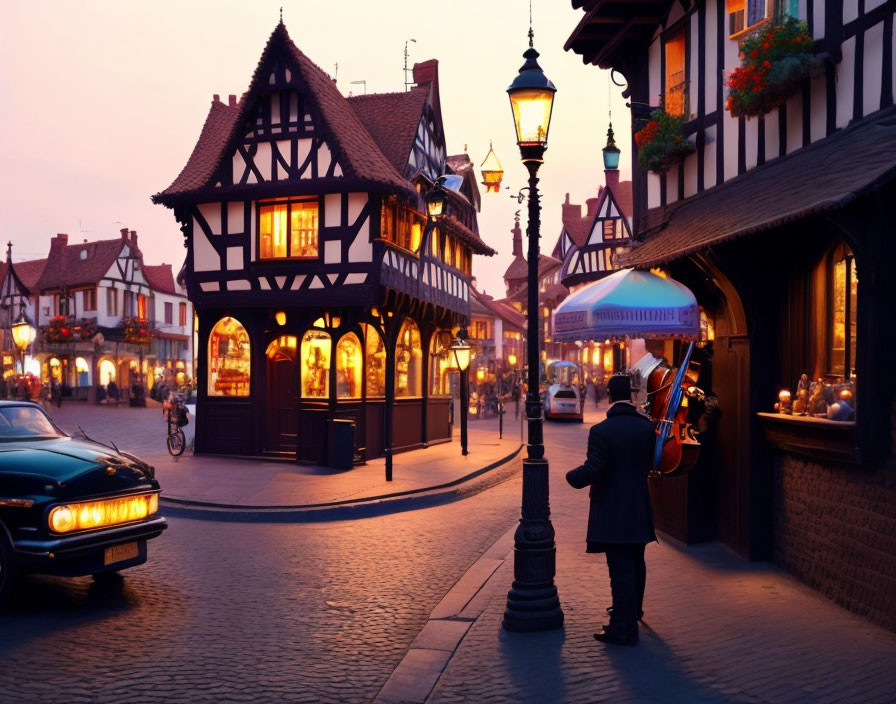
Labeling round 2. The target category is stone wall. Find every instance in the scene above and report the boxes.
[773,454,896,631]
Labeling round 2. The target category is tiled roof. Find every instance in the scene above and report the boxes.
[155,97,242,198]
[563,211,592,248]
[13,258,47,290]
[36,238,124,290]
[348,88,428,175]
[626,107,896,267]
[154,22,412,203]
[471,288,526,329]
[143,264,178,295]
[611,179,634,222]
[437,214,496,256]
[504,253,562,281]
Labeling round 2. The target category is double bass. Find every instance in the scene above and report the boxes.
[644,340,704,477]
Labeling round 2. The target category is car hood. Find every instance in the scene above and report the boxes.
[0,437,156,488]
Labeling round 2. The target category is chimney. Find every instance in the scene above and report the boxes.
[120,227,129,240]
[604,169,620,193]
[129,230,139,252]
[511,219,523,259]
[412,59,441,120]
[51,233,69,249]
[561,193,581,223]
[586,193,601,218]
[212,94,220,103]
[228,94,237,107]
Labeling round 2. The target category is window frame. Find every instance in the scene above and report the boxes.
[825,244,857,380]
[663,29,688,117]
[82,287,97,312]
[726,0,776,39]
[179,302,187,327]
[256,197,320,261]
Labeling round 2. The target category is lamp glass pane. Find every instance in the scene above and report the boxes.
[510,88,554,146]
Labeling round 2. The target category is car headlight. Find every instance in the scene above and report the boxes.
[48,493,159,534]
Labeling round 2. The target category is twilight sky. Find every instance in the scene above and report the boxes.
[0,0,631,299]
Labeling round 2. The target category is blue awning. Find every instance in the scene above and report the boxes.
[553,268,699,342]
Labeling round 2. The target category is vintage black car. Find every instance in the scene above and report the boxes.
[0,401,167,606]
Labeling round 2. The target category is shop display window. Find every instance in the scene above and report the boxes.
[363,324,386,397]
[429,330,454,396]
[301,329,330,399]
[395,319,422,397]
[336,333,362,399]
[208,316,251,397]
[266,335,297,358]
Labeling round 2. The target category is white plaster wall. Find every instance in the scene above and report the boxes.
[227,202,244,235]
[254,142,272,182]
[703,124,718,190]
[863,21,885,117]
[193,219,220,272]
[705,0,719,113]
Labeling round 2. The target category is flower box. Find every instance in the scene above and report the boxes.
[634,109,696,175]
[726,17,820,119]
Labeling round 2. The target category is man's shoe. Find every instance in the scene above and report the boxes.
[606,606,644,620]
[593,628,638,646]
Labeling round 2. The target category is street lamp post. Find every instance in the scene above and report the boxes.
[502,29,563,632]
[451,331,471,456]
[10,306,36,376]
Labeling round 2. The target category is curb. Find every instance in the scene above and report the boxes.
[158,444,523,522]
[374,522,518,703]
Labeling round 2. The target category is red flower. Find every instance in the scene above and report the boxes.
[763,42,770,49]
[750,49,759,59]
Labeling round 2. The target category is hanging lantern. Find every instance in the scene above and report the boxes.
[479,142,504,193]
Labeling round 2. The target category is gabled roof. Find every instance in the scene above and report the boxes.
[471,287,526,329]
[504,253,562,281]
[36,238,125,290]
[13,258,47,290]
[143,264,179,295]
[348,88,428,175]
[154,22,412,205]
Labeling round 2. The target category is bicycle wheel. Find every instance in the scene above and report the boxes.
[167,429,186,456]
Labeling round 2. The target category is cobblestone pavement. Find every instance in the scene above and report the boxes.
[0,465,525,702]
[427,415,896,704]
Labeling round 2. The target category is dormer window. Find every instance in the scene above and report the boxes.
[258,199,319,260]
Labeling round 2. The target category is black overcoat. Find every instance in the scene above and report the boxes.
[565,402,657,549]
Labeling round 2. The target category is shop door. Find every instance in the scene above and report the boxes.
[266,341,298,452]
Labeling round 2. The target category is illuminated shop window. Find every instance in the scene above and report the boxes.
[266,335,297,358]
[208,316,251,397]
[429,330,454,396]
[381,196,425,253]
[336,333,362,399]
[362,324,386,397]
[395,319,422,398]
[301,329,330,399]
[828,245,857,379]
[258,199,318,260]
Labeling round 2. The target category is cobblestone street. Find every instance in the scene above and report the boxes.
[2,403,895,703]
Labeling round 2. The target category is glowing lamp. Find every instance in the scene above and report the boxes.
[275,311,287,326]
[507,42,556,163]
[479,143,504,193]
[10,310,36,351]
[426,184,447,220]
[507,354,517,366]
[476,368,486,382]
[602,122,621,171]
[451,337,471,372]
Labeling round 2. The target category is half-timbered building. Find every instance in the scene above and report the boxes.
[153,22,494,462]
[566,0,896,630]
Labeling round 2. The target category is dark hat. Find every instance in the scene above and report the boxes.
[607,374,632,400]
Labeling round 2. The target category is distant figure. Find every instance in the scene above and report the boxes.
[50,378,62,408]
[566,374,656,647]
[592,376,602,409]
[511,382,521,419]
[107,379,120,404]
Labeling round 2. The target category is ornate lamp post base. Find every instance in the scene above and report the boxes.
[502,458,564,632]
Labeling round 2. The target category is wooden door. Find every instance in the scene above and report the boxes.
[266,346,298,452]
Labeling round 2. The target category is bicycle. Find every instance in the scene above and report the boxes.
[165,396,188,457]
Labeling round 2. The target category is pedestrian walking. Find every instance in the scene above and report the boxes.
[565,374,656,646]
[592,375,602,408]
[511,381,521,419]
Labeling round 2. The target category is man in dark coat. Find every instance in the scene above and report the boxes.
[566,374,657,646]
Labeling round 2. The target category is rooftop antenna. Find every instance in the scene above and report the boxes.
[279,6,283,23]
[334,62,339,85]
[350,80,367,95]
[404,38,417,91]
[529,0,534,47]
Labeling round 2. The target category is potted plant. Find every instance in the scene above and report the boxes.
[726,16,819,119]
[634,109,696,174]
[43,315,73,343]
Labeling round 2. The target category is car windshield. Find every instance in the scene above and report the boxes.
[0,406,64,440]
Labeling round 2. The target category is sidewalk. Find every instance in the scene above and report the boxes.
[375,410,896,704]
[47,402,524,520]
